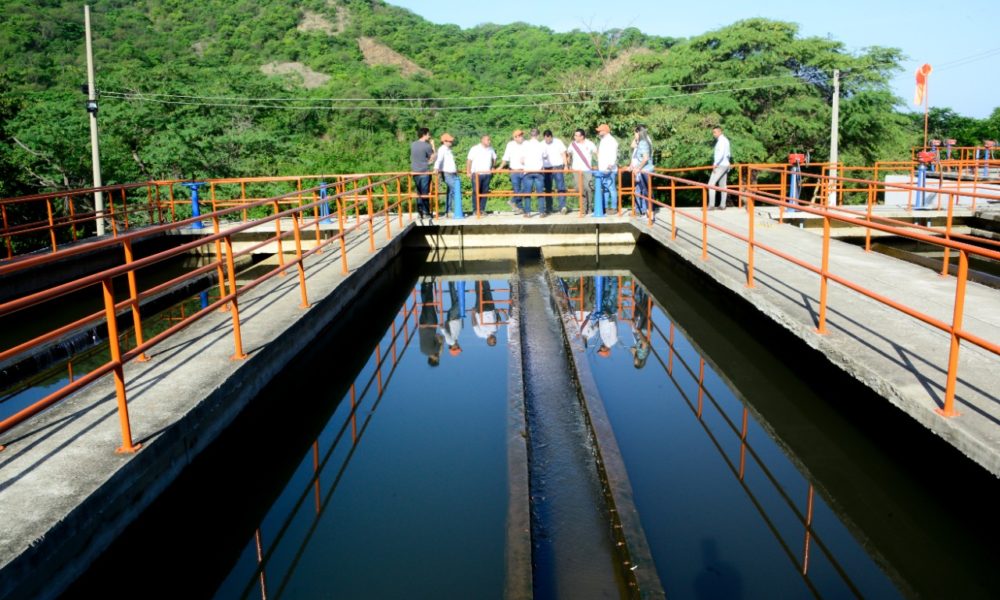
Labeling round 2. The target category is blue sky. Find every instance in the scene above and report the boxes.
[391,0,998,119]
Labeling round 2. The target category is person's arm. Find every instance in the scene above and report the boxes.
[466,159,473,177]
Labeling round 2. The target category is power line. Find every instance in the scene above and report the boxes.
[99,80,807,112]
[934,46,1000,72]
[98,74,801,104]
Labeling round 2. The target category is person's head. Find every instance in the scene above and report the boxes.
[481,135,491,147]
[530,128,540,139]
[543,129,553,142]
[573,128,587,142]
[417,127,430,141]
[486,334,497,347]
[631,341,649,369]
[635,125,650,142]
[597,344,611,357]
[596,123,611,138]
[428,353,440,367]
[512,129,524,143]
[712,126,723,139]
[449,343,462,356]
[440,133,455,146]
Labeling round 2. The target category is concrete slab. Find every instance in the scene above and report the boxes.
[0,218,411,599]
[633,207,1000,476]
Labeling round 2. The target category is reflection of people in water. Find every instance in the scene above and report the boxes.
[595,276,618,358]
[472,280,499,346]
[418,279,443,366]
[572,276,618,357]
[694,539,742,599]
[440,281,463,356]
[629,286,651,369]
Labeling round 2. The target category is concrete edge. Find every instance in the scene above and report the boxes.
[543,266,666,599]
[632,220,1000,478]
[0,225,413,600]
[504,275,533,600]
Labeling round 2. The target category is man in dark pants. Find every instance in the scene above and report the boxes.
[418,278,442,366]
[410,127,436,219]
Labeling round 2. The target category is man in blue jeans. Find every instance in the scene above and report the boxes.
[542,129,568,214]
[500,129,526,213]
[520,128,545,216]
[410,127,436,218]
[434,133,461,216]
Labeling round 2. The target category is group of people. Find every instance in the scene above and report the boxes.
[409,122,729,218]
[419,279,502,366]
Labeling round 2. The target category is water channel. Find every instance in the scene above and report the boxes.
[6,243,999,598]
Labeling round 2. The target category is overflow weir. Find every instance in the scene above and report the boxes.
[1,209,1000,598]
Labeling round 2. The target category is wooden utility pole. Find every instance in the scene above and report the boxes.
[84,5,105,235]
[828,69,840,206]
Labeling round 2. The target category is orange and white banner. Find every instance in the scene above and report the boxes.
[914,63,932,106]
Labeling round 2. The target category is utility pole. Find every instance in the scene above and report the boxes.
[828,68,839,206]
[84,5,105,235]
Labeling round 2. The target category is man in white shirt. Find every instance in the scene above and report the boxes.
[542,129,568,214]
[466,135,497,215]
[471,280,499,346]
[499,129,526,214]
[520,128,546,217]
[433,133,460,216]
[596,123,619,213]
[567,129,597,214]
[709,126,732,210]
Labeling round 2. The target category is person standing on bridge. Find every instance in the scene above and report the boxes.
[630,125,654,216]
[500,129,526,214]
[568,129,597,214]
[542,129,568,215]
[411,127,436,220]
[521,128,546,217]
[441,281,464,357]
[419,278,443,366]
[472,280,499,347]
[466,135,497,215]
[434,133,460,216]
[596,124,619,213]
[709,126,732,210]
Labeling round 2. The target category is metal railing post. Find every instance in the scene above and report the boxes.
[101,277,140,453]
[816,213,831,334]
[212,215,229,311]
[273,199,286,275]
[939,250,968,417]
[291,207,310,309]
[746,195,756,288]
[338,199,348,274]
[225,235,248,360]
[122,239,148,361]
[701,188,708,261]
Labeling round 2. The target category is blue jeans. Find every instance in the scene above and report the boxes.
[543,167,567,212]
[414,174,431,216]
[472,173,492,213]
[510,172,524,210]
[634,171,651,214]
[442,173,461,215]
[522,173,543,213]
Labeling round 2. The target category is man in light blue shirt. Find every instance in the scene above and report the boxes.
[708,126,731,210]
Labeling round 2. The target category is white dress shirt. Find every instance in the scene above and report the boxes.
[597,135,619,170]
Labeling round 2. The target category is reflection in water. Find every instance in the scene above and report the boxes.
[214,277,512,599]
[558,273,901,598]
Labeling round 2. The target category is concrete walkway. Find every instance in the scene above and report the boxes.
[634,206,1000,476]
[0,218,411,600]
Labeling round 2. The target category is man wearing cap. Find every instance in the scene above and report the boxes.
[520,128,546,217]
[500,130,526,214]
[596,123,619,213]
[434,133,460,216]
[410,127,436,219]
[709,126,731,210]
[466,135,497,215]
[568,128,597,214]
[542,130,568,214]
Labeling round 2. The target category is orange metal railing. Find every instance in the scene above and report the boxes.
[644,170,1000,417]
[0,174,412,452]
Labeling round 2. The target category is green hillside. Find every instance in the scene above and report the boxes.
[0,0,996,197]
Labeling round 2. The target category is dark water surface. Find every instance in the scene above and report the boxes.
[55,244,1000,599]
